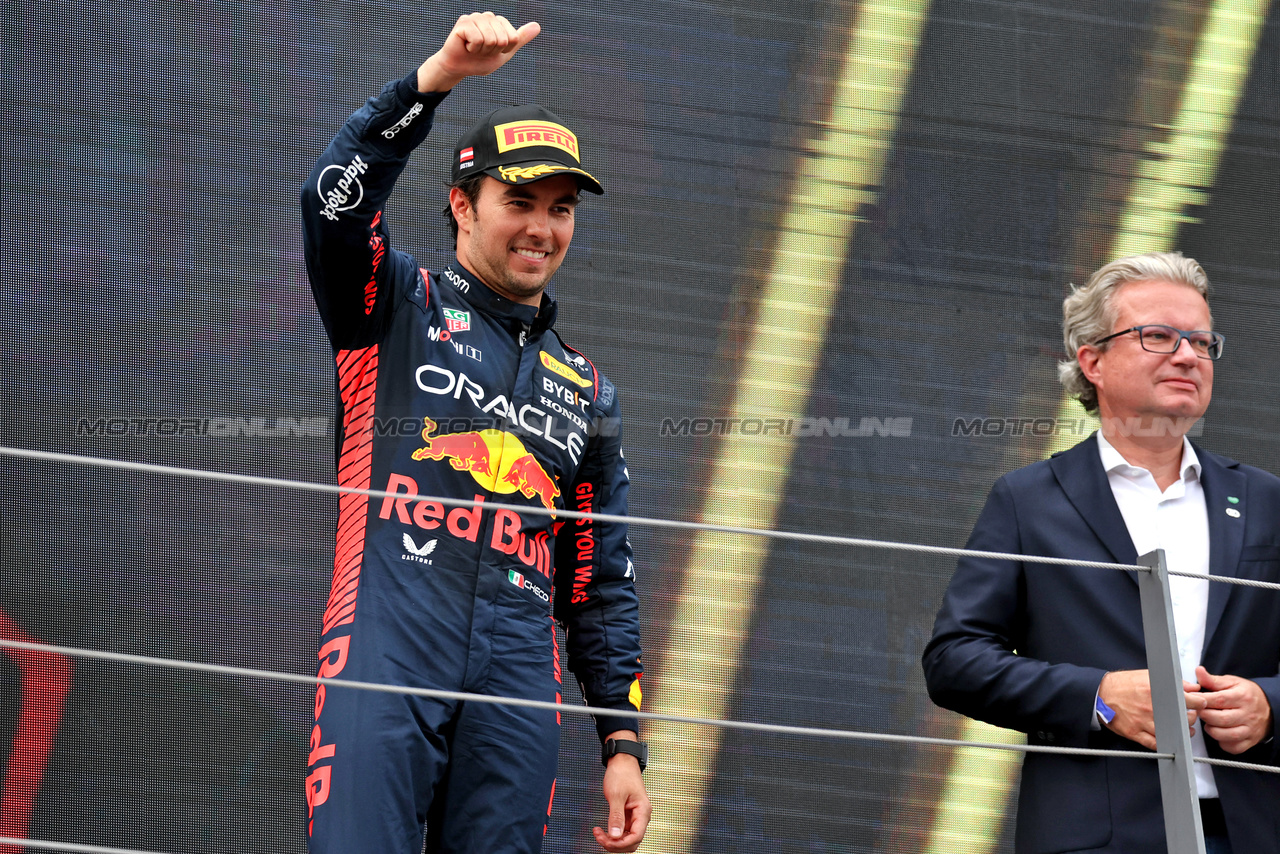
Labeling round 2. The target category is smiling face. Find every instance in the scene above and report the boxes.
[451,174,579,306]
[1078,278,1214,430]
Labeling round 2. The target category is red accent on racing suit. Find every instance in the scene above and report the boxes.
[300,73,642,854]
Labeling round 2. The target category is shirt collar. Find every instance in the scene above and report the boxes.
[444,263,557,331]
[1096,430,1201,482]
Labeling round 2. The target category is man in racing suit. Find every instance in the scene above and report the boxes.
[299,14,650,853]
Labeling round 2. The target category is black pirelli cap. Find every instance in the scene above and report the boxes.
[452,104,604,195]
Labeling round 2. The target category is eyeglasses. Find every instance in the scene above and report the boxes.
[1094,325,1225,360]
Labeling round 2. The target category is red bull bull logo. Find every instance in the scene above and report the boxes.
[411,418,561,516]
[410,417,493,475]
[503,453,561,511]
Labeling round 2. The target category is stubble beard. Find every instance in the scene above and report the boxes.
[496,265,554,302]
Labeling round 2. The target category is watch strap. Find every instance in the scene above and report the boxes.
[602,738,648,772]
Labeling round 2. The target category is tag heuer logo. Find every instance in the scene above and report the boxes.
[443,308,471,333]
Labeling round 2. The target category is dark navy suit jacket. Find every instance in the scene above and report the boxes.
[923,434,1280,854]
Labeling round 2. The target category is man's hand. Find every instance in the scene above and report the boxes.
[1098,669,1206,750]
[1196,666,1275,754]
[592,731,651,852]
[417,12,541,93]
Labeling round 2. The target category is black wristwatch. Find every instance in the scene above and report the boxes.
[601,738,648,772]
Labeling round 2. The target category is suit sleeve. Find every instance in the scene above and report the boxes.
[921,477,1107,747]
[300,71,447,350]
[553,378,644,743]
[1255,676,1280,764]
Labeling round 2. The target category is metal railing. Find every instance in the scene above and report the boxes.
[1,446,1277,854]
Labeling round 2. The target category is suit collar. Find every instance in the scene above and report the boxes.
[1051,434,1245,650]
[1048,433,1138,568]
[1096,431,1203,483]
[1196,441,1245,648]
[445,263,557,333]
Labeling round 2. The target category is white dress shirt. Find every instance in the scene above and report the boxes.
[1097,431,1217,797]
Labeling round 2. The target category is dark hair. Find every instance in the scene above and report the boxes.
[443,173,487,246]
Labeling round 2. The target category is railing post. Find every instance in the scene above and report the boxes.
[1137,549,1205,854]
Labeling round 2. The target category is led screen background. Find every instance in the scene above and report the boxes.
[3,0,1280,851]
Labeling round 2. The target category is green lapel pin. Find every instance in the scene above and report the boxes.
[1227,496,1240,504]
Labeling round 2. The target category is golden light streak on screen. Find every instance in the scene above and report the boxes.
[1049,0,1268,449]
[639,2,932,850]
[1110,0,1271,259]
[926,1,1271,851]
[921,722,1025,854]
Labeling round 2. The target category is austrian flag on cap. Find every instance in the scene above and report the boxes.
[459,147,474,164]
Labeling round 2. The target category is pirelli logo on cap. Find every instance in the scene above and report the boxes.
[494,120,581,162]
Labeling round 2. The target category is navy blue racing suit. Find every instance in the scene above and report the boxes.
[299,71,644,854]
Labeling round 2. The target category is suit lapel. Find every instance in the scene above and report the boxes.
[1049,434,1139,571]
[1197,443,1245,649]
